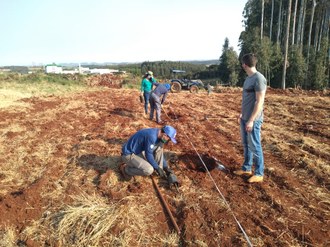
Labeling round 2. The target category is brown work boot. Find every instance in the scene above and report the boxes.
[119,163,132,181]
[248,175,264,183]
[233,170,252,176]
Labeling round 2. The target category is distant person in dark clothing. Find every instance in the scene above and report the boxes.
[149,83,171,124]
[120,125,177,180]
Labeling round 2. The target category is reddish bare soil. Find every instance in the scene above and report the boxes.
[0,87,329,246]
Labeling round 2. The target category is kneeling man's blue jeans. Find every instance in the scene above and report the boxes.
[240,119,264,176]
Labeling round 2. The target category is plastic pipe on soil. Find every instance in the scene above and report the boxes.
[150,176,181,234]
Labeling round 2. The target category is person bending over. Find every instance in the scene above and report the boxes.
[120,125,177,181]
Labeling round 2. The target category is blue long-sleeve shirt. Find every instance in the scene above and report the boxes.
[122,128,167,169]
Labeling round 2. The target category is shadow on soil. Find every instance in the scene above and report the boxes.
[76,153,122,185]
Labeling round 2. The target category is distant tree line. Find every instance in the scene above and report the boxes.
[1,66,29,74]
[107,61,208,79]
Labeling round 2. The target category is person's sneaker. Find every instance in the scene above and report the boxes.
[119,163,132,181]
[233,170,252,176]
[248,175,264,183]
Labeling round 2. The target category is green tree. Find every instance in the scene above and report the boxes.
[269,43,283,88]
[308,37,329,89]
[286,46,306,88]
[219,38,240,85]
[227,49,240,86]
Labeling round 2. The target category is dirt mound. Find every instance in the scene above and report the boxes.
[86,74,125,87]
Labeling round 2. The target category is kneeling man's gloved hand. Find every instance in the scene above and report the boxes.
[163,167,173,176]
[156,168,166,178]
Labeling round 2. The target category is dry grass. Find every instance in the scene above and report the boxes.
[24,191,179,246]
[0,133,60,196]
[158,232,180,246]
[0,145,33,195]
[0,89,32,108]
[0,226,16,247]
[0,80,100,109]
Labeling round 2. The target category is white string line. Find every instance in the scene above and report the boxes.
[166,104,253,247]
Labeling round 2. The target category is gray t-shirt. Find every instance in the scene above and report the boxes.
[241,71,267,121]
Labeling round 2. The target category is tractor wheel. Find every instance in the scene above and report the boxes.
[171,82,181,93]
[190,85,199,93]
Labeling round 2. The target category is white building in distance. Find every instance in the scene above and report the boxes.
[45,63,120,75]
[45,64,63,74]
[89,68,119,74]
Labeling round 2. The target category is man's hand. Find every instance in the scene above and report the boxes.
[163,167,173,176]
[245,120,254,132]
[156,168,166,178]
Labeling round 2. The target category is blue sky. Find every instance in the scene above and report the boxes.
[0,0,246,66]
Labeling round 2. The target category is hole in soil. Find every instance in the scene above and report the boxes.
[167,110,182,121]
[11,190,23,197]
[179,152,217,172]
[110,108,134,117]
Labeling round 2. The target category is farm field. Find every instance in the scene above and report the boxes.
[0,84,329,246]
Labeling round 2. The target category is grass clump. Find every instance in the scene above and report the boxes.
[0,73,86,86]
[0,73,99,108]
[120,75,140,89]
[0,226,17,247]
[24,192,175,246]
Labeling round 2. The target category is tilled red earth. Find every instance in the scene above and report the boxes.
[0,87,329,246]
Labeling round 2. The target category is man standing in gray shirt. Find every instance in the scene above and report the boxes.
[234,53,267,183]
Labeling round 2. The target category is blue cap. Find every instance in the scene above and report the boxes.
[165,84,171,91]
[163,125,177,144]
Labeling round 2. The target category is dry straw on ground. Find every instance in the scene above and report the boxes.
[24,192,179,246]
[0,226,16,247]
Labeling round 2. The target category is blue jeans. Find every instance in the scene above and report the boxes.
[143,91,151,114]
[240,119,264,176]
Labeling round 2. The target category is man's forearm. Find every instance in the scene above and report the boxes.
[248,91,265,122]
[248,101,263,122]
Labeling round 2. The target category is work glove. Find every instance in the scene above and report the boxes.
[156,168,166,178]
[163,167,173,176]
